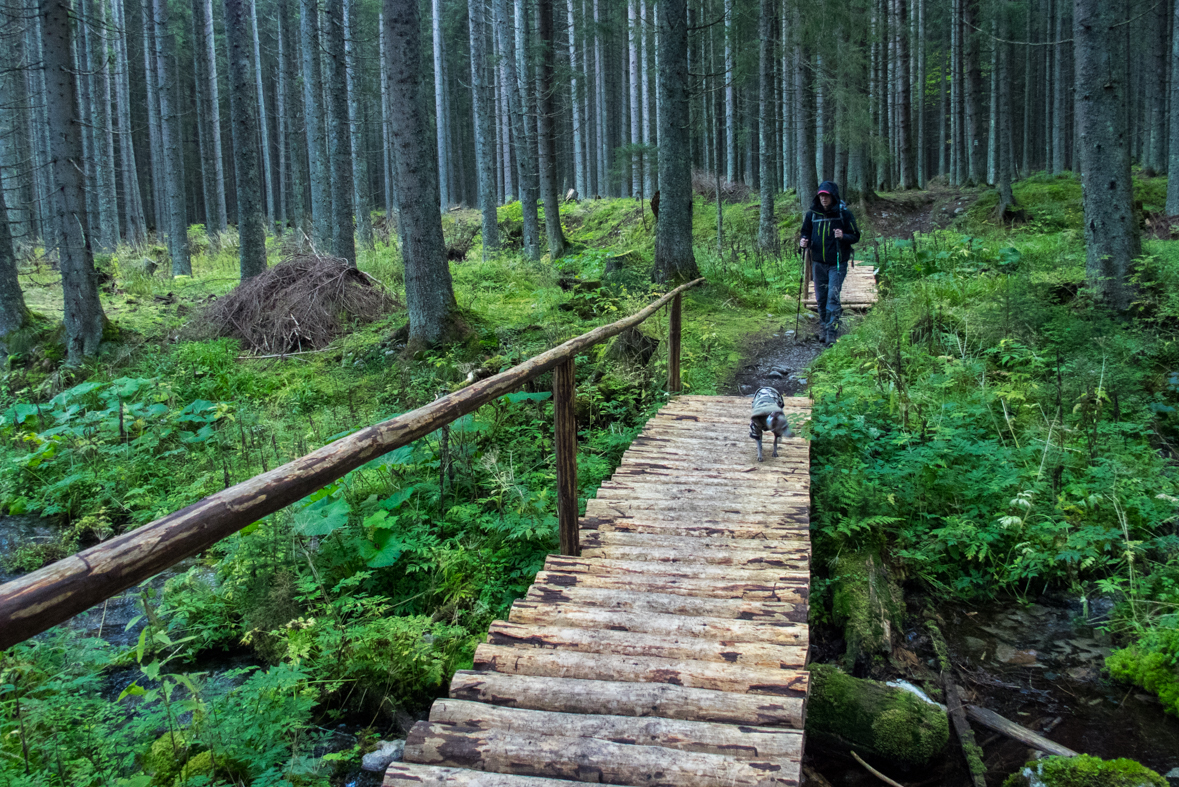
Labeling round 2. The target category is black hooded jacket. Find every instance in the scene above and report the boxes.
[800,181,860,267]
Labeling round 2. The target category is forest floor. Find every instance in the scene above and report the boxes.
[4,173,1179,787]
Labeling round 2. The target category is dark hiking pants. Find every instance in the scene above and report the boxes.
[814,260,848,334]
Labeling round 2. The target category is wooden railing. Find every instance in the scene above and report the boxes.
[0,278,706,651]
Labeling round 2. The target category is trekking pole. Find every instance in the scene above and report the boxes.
[793,244,805,341]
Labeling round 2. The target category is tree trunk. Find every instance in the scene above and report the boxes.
[324,0,356,264]
[653,0,700,282]
[431,0,450,211]
[537,0,567,256]
[1052,0,1068,172]
[250,0,275,229]
[938,51,947,177]
[302,0,331,246]
[225,0,267,279]
[0,169,30,355]
[94,0,119,249]
[276,0,289,230]
[756,0,775,252]
[593,0,607,196]
[112,0,147,243]
[629,0,641,195]
[915,0,924,186]
[1146,1,1167,172]
[1167,0,1179,213]
[154,0,191,274]
[201,0,228,232]
[794,11,817,208]
[996,19,1016,220]
[42,0,106,362]
[568,0,587,198]
[987,17,998,184]
[950,0,961,183]
[142,0,164,231]
[723,0,735,182]
[1075,0,1140,310]
[496,0,540,258]
[895,0,913,188]
[1022,0,1033,176]
[469,0,500,254]
[815,53,825,182]
[384,0,460,347]
[343,0,373,249]
[963,0,983,183]
[641,0,653,197]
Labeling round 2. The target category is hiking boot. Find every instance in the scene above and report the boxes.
[816,327,828,344]
[825,327,838,346]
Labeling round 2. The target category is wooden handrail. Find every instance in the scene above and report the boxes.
[0,278,705,650]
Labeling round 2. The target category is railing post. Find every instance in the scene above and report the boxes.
[554,358,580,556]
[667,293,682,393]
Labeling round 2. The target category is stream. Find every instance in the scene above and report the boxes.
[807,594,1179,786]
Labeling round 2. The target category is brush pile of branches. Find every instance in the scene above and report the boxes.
[691,169,752,203]
[195,255,396,354]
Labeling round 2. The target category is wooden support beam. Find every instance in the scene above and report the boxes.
[554,357,579,556]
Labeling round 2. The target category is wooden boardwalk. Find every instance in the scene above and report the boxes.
[804,264,878,310]
[387,395,812,787]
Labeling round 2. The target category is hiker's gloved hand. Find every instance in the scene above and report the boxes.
[799,237,808,248]
[834,229,844,239]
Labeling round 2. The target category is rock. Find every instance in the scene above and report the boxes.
[362,739,406,772]
[769,370,784,378]
[1164,767,1179,786]
[805,663,949,767]
[773,366,790,376]
[1002,754,1167,787]
[954,207,964,214]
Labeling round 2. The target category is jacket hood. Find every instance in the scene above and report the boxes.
[810,181,843,213]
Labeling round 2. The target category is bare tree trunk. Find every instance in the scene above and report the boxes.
[142,0,164,232]
[987,16,998,184]
[302,0,331,247]
[1022,0,1033,176]
[154,0,191,274]
[250,0,275,229]
[0,167,30,355]
[1052,0,1068,172]
[915,0,924,186]
[283,0,309,232]
[1146,1,1167,172]
[756,0,775,252]
[640,0,652,197]
[112,0,147,242]
[963,0,984,183]
[432,0,451,211]
[950,0,961,183]
[497,0,540,257]
[42,0,105,362]
[593,0,607,196]
[628,0,641,195]
[793,9,816,208]
[653,0,699,282]
[1075,0,1139,309]
[276,1,289,230]
[815,53,825,182]
[1167,0,1179,212]
[568,0,587,198]
[469,0,500,253]
[537,0,567,255]
[996,17,1016,218]
[201,0,228,232]
[384,0,460,347]
[939,50,947,177]
[896,0,913,188]
[94,0,119,248]
[344,0,373,249]
[324,0,356,264]
[225,0,266,279]
[723,0,734,182]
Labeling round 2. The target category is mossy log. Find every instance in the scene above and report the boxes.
[830,548,903,670]
[805,663,948,767]
[1001,754,1167,787]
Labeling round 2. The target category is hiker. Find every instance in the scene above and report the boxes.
[800,181,860,345]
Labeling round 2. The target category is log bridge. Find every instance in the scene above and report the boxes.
[0,276,814,787]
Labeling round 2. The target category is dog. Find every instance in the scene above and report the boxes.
[750,386,793,462]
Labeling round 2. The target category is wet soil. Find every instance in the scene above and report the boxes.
[859,185,981,240]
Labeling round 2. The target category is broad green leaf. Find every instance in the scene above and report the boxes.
[381,485,417,511]
[502,392,552,404]
[294,496,351,536]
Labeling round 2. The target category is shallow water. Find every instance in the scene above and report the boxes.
[806,595,1179,786]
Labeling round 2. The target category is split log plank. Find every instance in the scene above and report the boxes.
[487,622,808,667]
[528,582,811,617]
[473,644,811,697]
[532,572,810,603]
[446,671,806,728]
[404,722,800,787]
[385,763,583,787]
[507,602,808,643]
[580,531,810,551]
[426,700,804,760]
[578,545,809,569]
[544,556,809,583]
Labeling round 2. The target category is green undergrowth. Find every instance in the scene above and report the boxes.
[1002,754,1167,787]
[0,197,798,786]
[808,184,1179,712]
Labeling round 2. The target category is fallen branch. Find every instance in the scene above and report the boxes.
[851,751,906,787]
[964,705,1078,758]
[927,619,987,787]
[237,348,332,360]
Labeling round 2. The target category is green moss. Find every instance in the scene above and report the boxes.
[806,663,948,766]
[141,732,190,786]
[831,549,904,670]
[176,749,250,785]
[1001,755,1166,787]
[1107,635,1179,717]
